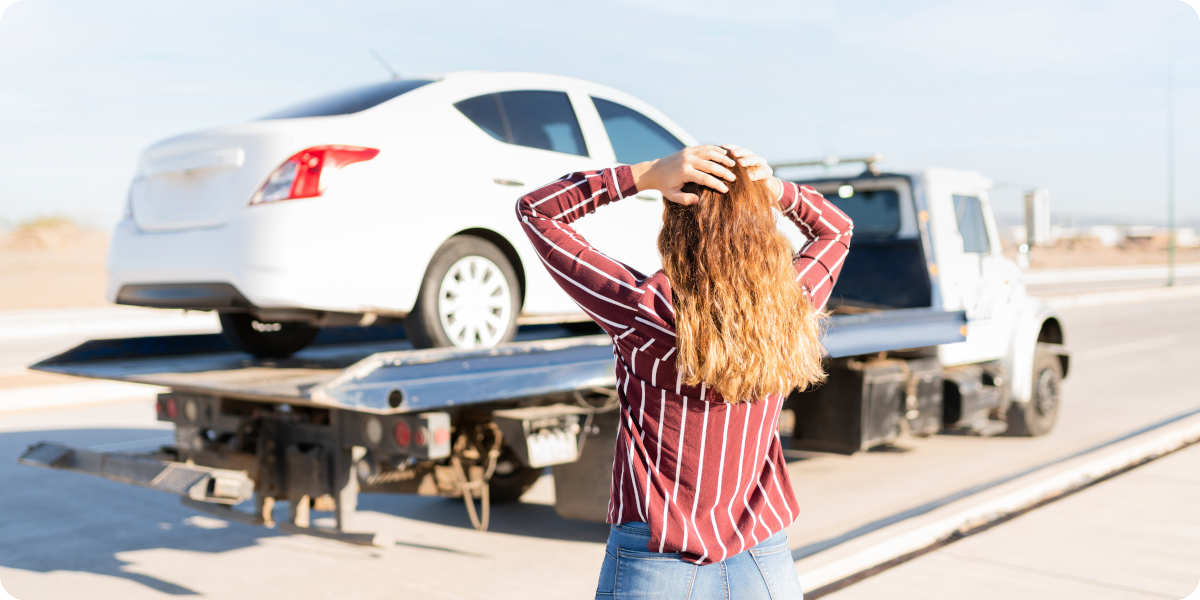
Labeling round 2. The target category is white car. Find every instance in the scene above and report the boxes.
[109,71,696,356]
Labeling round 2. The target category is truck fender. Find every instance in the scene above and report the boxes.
[1007,297,1069,406]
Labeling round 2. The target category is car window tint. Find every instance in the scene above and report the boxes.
[260,79,433,120]
[592,97,684,164]
[952,195,990,253]
[454,94,507,143]
[497,91,588,156]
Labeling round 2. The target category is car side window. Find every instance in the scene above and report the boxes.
[454,91,588,157]
[453,91,585,156]
[498,91,588,156]
[592,97,684,164]
[952,195,991,254]
[454,94,507,144]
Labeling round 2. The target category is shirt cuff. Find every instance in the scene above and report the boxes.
[607,165,640,201]
[777,180,799,213]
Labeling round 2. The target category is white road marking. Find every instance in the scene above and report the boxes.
[0,381,161,413]
[1043,284,1200,309]
[1023,263,1200,285]
[0,307,217,342]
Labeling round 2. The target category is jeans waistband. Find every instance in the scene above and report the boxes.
[607,521,788,557]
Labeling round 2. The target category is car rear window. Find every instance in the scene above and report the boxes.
[259,79,434,120]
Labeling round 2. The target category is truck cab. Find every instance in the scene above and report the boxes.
[786,156,1068,443]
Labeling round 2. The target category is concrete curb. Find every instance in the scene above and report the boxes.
[1042,284,1200,309]
[797,413,1200,595]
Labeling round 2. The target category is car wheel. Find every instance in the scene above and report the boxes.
[407,235,520,349]
[1006,347,1062,436]
[218,312,319,358]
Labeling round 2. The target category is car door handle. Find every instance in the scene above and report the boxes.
[492,177,525,187]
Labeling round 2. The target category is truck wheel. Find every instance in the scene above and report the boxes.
[407,236,520,349]
[1006,349,1062,436]
[488,462,545,504]
[218,312,319,358]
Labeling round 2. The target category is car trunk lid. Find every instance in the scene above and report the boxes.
[130,119,351,232]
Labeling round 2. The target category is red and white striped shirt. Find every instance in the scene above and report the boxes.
[516,165,853,564]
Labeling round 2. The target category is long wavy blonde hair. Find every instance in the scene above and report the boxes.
[658,164,827,403]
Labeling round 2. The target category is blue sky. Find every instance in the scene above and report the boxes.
[1,0,1197,228]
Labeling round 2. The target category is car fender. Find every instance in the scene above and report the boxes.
[1007,295,1069,405]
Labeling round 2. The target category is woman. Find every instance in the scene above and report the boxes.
[516,145,853,598]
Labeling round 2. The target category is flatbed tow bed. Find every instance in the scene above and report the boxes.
[19,309,965,544]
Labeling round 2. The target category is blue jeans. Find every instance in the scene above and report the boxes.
[594,521,804,599]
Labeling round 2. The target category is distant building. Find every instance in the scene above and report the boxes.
[1023,188,1052,246]
[1086,225,1123,247]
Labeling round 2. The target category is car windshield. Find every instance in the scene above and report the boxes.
[259,79,434,120]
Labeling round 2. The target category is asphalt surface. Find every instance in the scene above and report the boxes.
[1,292,1198,598]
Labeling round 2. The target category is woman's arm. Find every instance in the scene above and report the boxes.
[514,146,737,336]
[514,167,644,335]
[776,181,854,310]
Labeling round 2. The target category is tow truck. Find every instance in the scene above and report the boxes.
[18,155,1069,544]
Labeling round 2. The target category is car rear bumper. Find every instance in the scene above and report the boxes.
[114,282,252,310]
[106,213,422,317]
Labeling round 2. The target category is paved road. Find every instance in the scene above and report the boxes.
[1,294,1198,598]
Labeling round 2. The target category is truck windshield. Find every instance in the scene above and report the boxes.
[259,79,434,120]
[828,188,901,238]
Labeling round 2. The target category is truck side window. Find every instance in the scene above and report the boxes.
[455,91,589,157]
[952,195,990,254]
[592,97,684,164]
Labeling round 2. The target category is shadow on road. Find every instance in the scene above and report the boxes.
[358,492,612,544]
[0,426,611,595]
[0,427,289,595]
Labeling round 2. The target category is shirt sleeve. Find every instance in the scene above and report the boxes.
[515,166,645,337]
[776,181,855,309]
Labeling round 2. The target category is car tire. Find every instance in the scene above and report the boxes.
[218,312,320,359]
[407,235,521,349]
[1006,347,1062,437]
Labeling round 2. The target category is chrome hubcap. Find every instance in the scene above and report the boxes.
[437,255,512,348]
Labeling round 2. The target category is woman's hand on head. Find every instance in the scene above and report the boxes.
[723,145,783,200]
[631,145,737,205]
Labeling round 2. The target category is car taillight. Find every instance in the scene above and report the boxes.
[249,145,379,205]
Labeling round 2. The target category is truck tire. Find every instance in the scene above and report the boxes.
[407,235,520,349]
[1006,348,1062,436]
[488,463,544,504]
[218,312,319,358]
